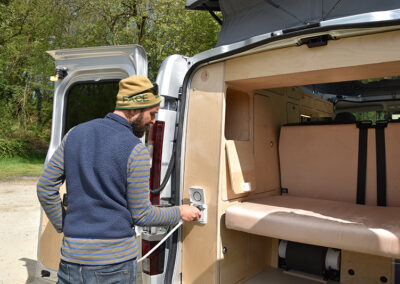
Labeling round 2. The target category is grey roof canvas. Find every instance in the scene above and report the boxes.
[187,0,400,46]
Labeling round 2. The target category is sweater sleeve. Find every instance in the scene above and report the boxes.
[126,143,181,226]
[36,133,69,233]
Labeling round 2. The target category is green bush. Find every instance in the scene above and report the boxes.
[0,137,47,159]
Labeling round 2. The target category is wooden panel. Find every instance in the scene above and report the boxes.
[248,235,272,277]
[341,251,393,284]
[219,216,272,284]
[225,88,250,141]
[287,87,301,100]
[253,94,281,193]
[300,95,314,109]
[226,30,400,90]
[220,215,249,284]
[39,184,66,270]
[286,102,300,123]
[182,63,225,284]
[225,140,256,194]
[270,238,279,269]
[222,149,249,201]
[314,99,332,114]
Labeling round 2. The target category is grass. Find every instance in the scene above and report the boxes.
[0,156,45,180]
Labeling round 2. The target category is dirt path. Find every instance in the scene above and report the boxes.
[0,177,49,284]
[0,178,144,284]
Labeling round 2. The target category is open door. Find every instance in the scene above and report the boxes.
[36,45,148,280]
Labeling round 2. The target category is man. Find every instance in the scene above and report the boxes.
[37,75,201,283]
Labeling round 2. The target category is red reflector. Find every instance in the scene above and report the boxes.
[143,121,166,276]
[148,121,165,205]
[142,239,165,275]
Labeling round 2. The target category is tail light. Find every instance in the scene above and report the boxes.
[148,121,165,205]
[142,120,165,276]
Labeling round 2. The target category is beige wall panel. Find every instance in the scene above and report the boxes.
[270,238,280,269]
[39,215,63,270]
[341,251,393,284]
[221,149,249,201]
[300,94,315,109]
[225,89,250,141]
[386,123,400,207]
[39,184,66,270]
[253,94,281,193]
[218,217,273,284]
[225,140,256,194]
[182,63,225,284]
[222,88,256,200]
[248,235,272,277]
[226,61,400,90]
[219,215,249,284]
[287,87,301,100]
[286,103,300,124]
[279,124,359,202]
[226,30,400,89]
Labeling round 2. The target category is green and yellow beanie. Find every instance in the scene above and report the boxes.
[115,75,161,110]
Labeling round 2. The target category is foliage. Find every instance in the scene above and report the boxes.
[0,136,47,159]
[0,0,221,158]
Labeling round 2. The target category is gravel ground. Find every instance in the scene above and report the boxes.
[0,177,50,284]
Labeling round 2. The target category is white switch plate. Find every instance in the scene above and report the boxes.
[189,186,207,224]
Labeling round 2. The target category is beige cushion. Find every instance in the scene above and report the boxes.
[386,123,400,207]
[279,124,378,205]
[225,195,400,258]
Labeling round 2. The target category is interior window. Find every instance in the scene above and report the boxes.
[351,110,390,122]
[64,80,119,134]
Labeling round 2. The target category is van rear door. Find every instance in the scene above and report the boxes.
[36,45,148,281]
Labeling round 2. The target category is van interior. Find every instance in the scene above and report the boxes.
[181,29,400,283]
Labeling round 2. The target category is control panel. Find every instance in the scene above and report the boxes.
[189,186,207,224]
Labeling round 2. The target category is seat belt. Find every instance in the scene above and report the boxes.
[375,120,388,207]
[356,121,371,205]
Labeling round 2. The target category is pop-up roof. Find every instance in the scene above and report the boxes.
[186,0,220,10]
[186,0,400,46]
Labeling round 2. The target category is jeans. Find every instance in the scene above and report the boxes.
[57,259,137,284]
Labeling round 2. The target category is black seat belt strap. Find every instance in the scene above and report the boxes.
[356,121,371,205]
[376,120,388,207]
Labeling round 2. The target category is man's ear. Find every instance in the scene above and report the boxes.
[128,109,138,117]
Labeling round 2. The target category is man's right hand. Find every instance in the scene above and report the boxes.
[179,205,201,222]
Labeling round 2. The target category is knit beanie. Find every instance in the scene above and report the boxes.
[115,75,161,109]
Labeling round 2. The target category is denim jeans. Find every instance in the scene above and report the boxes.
[57,258,137,284]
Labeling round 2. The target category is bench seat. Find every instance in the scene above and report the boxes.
[225,195,400,258]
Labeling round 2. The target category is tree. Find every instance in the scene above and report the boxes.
[0,0,220,157]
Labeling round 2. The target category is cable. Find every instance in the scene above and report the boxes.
[137,220,183,263]
[150,148,175,194]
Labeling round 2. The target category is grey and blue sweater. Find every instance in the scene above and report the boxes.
[37,113,180,265]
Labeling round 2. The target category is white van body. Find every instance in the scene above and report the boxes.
[37,1,400,283]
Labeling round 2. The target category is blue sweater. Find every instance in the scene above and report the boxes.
[37,113,180,265]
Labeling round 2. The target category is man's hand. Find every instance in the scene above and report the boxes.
[179,205,201,222]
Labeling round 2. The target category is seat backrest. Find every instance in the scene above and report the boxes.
[385,122,400,206]
[279,123,377,205]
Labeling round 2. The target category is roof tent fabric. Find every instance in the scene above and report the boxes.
[186,0,220,10]
[215,0,400,46]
